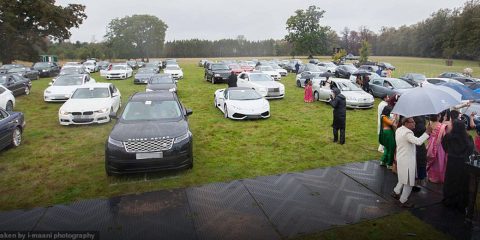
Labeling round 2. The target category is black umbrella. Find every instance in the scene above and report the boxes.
[352,70,372,76]
[319,72,334,77]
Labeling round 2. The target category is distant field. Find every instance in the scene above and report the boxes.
[0,56,478,212]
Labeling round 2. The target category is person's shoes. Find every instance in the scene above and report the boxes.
[399,200,415,208]
[412,186,421,192]
[390,191,400,200]
[380,162,387,167]
[387,165,393,170]
[333,139,338,143]
[339,141,345,145]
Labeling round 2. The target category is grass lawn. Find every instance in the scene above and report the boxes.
[0,56,476,238]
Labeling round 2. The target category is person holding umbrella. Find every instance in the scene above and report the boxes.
[227,71,237,87]
[330,88,346,144]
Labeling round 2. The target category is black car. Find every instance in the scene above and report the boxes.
[0,74,32,96]
[399,73,426,86]
[438,72,465,78]
[105,91,193,175]
[335,65,358,78]
[134,68,157,84]
[32,62,60,77]
[205,63,230,84]
[0,64,24,74]
[0,107,25,151]
[146,74,177,92]
[7,67,39,80]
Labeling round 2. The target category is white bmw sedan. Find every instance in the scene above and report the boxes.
[214,87,270,120]
[105,64,133,80]
[58,83,121,125]
[0,85,15,111]
[44,74,95,102]
[163,65,184,80]
[237,72,285,99]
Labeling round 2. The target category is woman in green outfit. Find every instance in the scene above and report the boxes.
[379,106,397,168]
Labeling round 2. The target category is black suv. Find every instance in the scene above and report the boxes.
[205,63,230,84]
[32,62,60,77]
[105,91,193,175]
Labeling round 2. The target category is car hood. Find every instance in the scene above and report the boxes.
[147,83,176,91]
[164,70,182,74]
[110,119,188,140]
[45,85,81,94]
[108,70,128,74]
[228,99,268,109]
[342,91,373,99]
[262,70,278,75]
[61,98,112,112]
[251,81,283,88]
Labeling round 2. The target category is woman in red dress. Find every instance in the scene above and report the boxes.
[304,78,314,103]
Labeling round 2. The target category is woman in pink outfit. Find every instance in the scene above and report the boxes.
[426,114,447,183]
[304,79,314,103]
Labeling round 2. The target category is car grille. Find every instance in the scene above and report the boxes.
[268,88,279,93]
[124,139,174,153]
[72,111,94,116]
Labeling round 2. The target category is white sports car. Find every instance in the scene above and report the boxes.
[163,65,184,80]
[214,87,270,120]
[237,72,285,99]
[44,74,96,102]
[313,78,374,109]
[105,64,133,80]
[0,85,15,111]
[58,83,121,125]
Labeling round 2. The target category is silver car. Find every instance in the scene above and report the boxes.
[313,78,374,109]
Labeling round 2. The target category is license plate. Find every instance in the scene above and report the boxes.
[136,152,163,159]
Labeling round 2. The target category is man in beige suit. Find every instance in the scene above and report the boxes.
[391,117,430,208]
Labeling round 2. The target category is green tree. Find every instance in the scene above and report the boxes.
[359,40,371,63]
[0,0,86,63]
[105,14,168,60]
[285,5,330,58]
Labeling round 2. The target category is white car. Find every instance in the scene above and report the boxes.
[237,72,285,99]
[44,74,96,102]
[313,78,374,109]
[270,64,288,77]
[105,64,133,80]
[163,65,184,80]
[318,62,337,73]
[255,66,281,81]
[214,87,270,120]
[0,85,15,111]
[58,83,121,125]
[83,61,97,73]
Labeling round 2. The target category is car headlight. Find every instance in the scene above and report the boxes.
[214,74,220,77]
[94,108,109,113]
[169,88,176,92]
[59,109,70,115]
[108,136,124,148]
[42,69,48,72]
[174,130,191,143]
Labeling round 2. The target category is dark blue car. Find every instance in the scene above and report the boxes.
[0,107,25,151]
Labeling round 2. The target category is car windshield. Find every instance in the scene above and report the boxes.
[229,90,262,100]
[138,68,156,74]
[344,65,357,71]
[84,62,94,66]
[112,65,126,70]
[307,65,322,71]
[229,64,241,69]
[60,68,83,75]
[212,64,229,71]
[7,68,26,73]
[249,74,273,81]
[258,66,274,71]
[53,76,84,86]
[389,79,413,89]
[411,74,426,81]
[150,76,174,84]
[165,66,180,70]
[33,62,51,68]
[71,88,110,99]
[122,100,182,121]
[336,81,362,91]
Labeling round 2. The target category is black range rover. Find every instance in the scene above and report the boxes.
[105,91,193,175]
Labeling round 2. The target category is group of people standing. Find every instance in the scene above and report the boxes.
[355,75,370,92]
[378,95,475,211]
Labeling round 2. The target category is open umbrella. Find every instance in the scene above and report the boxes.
[468,82,480,91]
[422,84,462,102]
[440,82,480,100]
[352,70,371,76]
[319,72,334,77]
[392,86,462,118]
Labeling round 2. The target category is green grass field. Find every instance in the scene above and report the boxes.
[1,56,476,239]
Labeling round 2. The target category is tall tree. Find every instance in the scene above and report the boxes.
[105,15,168,60]
[0,0,86,63]
[285,5,330,57]
[359,40,371,63]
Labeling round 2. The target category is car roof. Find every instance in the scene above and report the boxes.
[131,91,176,101]
[226,87,252,91]
[78,83,112,88]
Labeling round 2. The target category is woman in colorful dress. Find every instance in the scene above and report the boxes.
[304,78,314,103]
[379,105,397,168]
[426,114,447,183]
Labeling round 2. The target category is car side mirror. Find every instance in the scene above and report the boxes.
[186,109,193,116]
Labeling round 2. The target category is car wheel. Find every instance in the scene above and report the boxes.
[224,105,228,118]
[10,127,21,148]
[211,76,215,84]
[24,86,30,95]
[314,91,319,101]
[5,101,13,111]
[296,80,301,87]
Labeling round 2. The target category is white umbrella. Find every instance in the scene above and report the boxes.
[392,86,462,117]
[422,83,462,102]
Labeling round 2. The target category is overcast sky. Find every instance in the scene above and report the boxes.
[56,0,468,43]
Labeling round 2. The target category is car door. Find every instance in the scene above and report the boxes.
[370,79,384,97]
[0,108,13,150]
[236,73,248,88]
[6,76,21,96]
[110,85,121,111]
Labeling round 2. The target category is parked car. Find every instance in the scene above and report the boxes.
[296,71,325,88]
[0,85,15,111]
[0,64,24,74]
[237,72,285,99]
[58,83,121,125]
[97,61,110,70]
[0,74,32,96]
[399,73,426,87]
[335,65,358,78]
[198,59,208,67]
[143,63,160,73]
[126,60,138,70]
[0,107,25,151]
[32,62,60,77]
[146,74,177,92]
[358,65,381,73]
[214,87,270,120]
[228,64,244,75]
[298,63,325,75]
[58,65,89,76]
[424,78,463,86]
[83,60,98,73]
[163,65,184,80]
[134,68,158,84]
[44,74,95,102]
[317,62,337,73]
[239,63,254,72]
[255,66,281,81]
[369,77,413,98]
[205,63,231,84]
[312,78,374,109]
[105,64,133,80]
[438,72,466,78]
[105,91,193,175]
[269,64,288,77]
[377,62,396,70]
[7,67,39,80]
